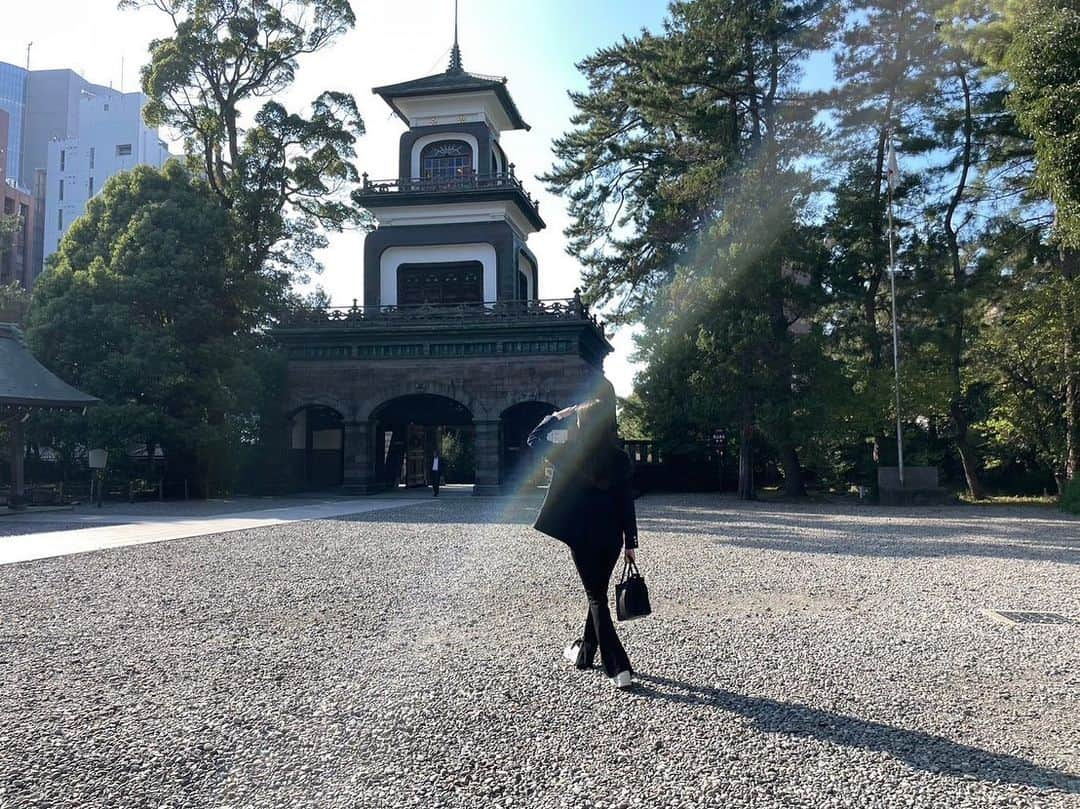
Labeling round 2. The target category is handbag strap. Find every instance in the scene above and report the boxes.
[620,558,641,582]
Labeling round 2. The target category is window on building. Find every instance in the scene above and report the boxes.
[59,150,65,171]
[116,144,132,157]
[397,262,483,305]
[57,210,63,230]
[88,177,94,196]
[420,140,473,183]
[58,179,64,201]
[89,147,95,169]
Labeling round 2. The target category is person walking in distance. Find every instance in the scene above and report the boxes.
[527,397,637,689]
[430,450,442,497]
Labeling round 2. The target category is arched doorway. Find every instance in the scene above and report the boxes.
[288,405,344,489]
[371,394,474,488]
[501,401,556,489]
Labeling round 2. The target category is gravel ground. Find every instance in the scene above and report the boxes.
[0,494,1076,809]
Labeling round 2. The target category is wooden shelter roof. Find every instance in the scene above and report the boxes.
[0,323,98,411]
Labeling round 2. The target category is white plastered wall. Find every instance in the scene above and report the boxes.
[380,243,498,306]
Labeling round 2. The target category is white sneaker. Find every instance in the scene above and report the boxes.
[610,671,632,689]
[563,641,582,665]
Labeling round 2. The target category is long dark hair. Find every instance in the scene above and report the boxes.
[573,397,622,489]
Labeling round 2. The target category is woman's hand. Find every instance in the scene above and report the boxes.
[624,548,636,563]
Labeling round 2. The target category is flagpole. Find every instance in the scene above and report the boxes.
[886,141,905,489]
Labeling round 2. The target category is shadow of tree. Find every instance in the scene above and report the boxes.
[631,673,1079,793]
[637,503,1080,564]
[336,494,1079,564]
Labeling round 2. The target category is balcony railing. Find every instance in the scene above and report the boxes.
[278,296,603,330]
[358,170,540,211]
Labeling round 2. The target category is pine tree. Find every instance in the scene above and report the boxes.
[820,1,945,480]
[545,0,830,498]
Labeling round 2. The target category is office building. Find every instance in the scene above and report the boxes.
[43,88,170,260]
[0,61,170,283]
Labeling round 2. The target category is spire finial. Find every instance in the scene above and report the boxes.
[447,0,463,73]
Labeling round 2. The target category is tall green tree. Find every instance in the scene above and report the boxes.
[971,227,1072,491]
[546,0,829,498]
[1005,0,1080,249]
[545,0,827,313]
[124,0,368,325]
[25,164,275,493]
[1003,0,1080,481]
[825,0,942,389]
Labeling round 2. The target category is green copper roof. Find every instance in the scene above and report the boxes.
[372,66,530,131]
[0,323,98,409]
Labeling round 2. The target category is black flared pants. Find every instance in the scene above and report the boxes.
[570,536,631,678]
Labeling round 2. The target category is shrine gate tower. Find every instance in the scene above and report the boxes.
[274,34,612,494]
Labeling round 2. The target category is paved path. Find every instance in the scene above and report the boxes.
[0,498,425,565]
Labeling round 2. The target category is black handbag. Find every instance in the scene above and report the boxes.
[615,559,652,621]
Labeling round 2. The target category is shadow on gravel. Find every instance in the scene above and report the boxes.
[338,499,542,526]
[638,509,1080,565]
[632,674,1080,794]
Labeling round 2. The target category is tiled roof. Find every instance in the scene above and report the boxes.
[0,323,98,409]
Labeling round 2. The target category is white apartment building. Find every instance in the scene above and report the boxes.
[43,88,170,262]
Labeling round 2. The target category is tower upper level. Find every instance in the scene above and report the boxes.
[354,35,544,235]
[372,53,529,134]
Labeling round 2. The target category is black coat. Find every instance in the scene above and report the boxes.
[527,409,638,550]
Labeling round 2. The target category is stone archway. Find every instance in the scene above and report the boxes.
[500,401,555,489]
[370,394,475,489]
[287,405,345,489]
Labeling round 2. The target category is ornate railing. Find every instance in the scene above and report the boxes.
[358,170,540,211]
[278,295,604,330]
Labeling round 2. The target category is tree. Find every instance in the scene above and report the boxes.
[825,0,942,397]
[124,0,368,325]
[1004,0,1080,481]
[0,212,24,318]
[546,0,829,498]
[616,395,649,441]
[552,0,1075,501]
[25,164,274,494]
[0,210,19,255]
[1005,1,1080,249]
[0,282,29,325]
[973,241,1074,492]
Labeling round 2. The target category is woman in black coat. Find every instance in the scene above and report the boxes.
[527,397,637,689]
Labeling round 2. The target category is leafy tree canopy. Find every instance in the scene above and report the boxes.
[1004,0,1080,249]
[0,282,30,325]
[25,163,276,488]
[124,0,368,322]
